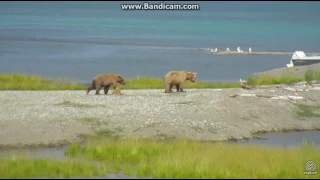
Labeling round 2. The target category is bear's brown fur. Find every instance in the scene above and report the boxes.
[164,70,197,93]
[86,73,126,95]
[112,87,122,95]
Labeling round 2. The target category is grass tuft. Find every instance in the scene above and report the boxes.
[0,159,104,178]
[305,69,320,84]
[63,137,320,179]
[247,74,302,85]
[56,100,105,108]
[0,73,86,90]
[295,104,320,118]
[248,70,320,86]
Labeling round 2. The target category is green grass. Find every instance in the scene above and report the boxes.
[0,159,105,178]
[0,137,319,178]
[1,70,320,91]
[121,76,240,89]
[0,73,240,90]
[296,104,320,118]
[247,74,303,85]
[0,73,86,90]
[63,137,320,179]
[305,69,320,84]
[247,70,320,86]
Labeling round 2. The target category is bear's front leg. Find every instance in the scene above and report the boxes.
[112,81,118,90]
[164,83,171,93]
[179,83,186,92]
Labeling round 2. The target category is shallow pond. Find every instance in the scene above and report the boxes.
[238,130,320,147]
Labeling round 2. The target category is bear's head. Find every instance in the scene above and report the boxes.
[187,72,197,82]
[117,75,126,85]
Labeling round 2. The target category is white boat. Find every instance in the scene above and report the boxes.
[286,51,320,67]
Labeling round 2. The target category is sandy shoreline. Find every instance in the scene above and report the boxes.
[1,86,320,148]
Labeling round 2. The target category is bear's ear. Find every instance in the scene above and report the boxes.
[118,75,122,79]
[187,72,191,75]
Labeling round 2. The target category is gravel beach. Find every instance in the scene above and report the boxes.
[1,86,320,148]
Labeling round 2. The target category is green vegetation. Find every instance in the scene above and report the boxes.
[247,74,303,85]
[247,69,320,85]
[0,159,105,178]
[295,104,320,118]
[304,69,320,84]
[0,136,319,178]
[0,73,87,90]
[121,76,240,89]
[1,70,320,91]
[66,137,319,178]
[0,73,240,90]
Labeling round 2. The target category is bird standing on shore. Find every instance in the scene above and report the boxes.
[239,79,253,89]
[211,48,217,53]
[249,47,252,52]
[237,47,242,53]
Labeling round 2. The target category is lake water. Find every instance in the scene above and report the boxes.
[1,1,320,83]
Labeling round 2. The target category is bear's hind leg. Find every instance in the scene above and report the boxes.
[104,86,110,95]
[169,84,173,93]
[95,85,102,95]
[176,84,180,92]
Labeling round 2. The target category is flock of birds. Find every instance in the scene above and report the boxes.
[211,47,252,53]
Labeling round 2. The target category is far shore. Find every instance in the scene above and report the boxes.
[198,47,320,56]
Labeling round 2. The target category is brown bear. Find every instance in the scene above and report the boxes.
[164,70,197,93]
[86,73,126,95]
[112,87,122,95]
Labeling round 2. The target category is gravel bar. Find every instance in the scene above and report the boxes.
[1,88,320,147]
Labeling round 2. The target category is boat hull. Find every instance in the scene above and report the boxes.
[292,59,320,66]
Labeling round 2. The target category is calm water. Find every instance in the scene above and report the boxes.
[239,130,320,147]
[0,1,320,82]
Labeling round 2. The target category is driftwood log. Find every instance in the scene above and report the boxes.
[239,79,284,90]
[229,93,305,103]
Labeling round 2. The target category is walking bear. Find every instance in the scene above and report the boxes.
[86,73,126,95]
[164,70,197,93]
